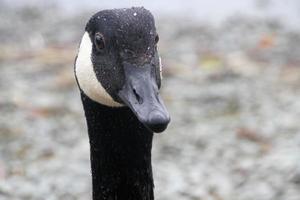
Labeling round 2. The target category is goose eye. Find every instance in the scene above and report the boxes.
[154,34,159,44]
[94,33,105,51]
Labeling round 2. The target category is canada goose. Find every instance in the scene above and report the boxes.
[74,7,170,200]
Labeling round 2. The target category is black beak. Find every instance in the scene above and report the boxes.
[117,62,170,133]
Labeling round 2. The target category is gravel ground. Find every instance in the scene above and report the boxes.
[1,5,300,200]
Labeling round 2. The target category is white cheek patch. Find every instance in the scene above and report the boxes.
[159,56,163,80]
[75,32,123,107]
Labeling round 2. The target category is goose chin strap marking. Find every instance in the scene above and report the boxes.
[75,32,123,107]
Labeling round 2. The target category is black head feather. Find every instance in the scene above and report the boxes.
[84,7,161,103]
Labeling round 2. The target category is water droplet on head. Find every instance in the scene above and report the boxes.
[133,12,137,16]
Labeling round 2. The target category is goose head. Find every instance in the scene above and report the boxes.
[75,7,170,133]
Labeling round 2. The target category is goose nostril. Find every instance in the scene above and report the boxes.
[133,88,143,104]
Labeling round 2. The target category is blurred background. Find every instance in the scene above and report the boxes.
[1,0,300,199]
